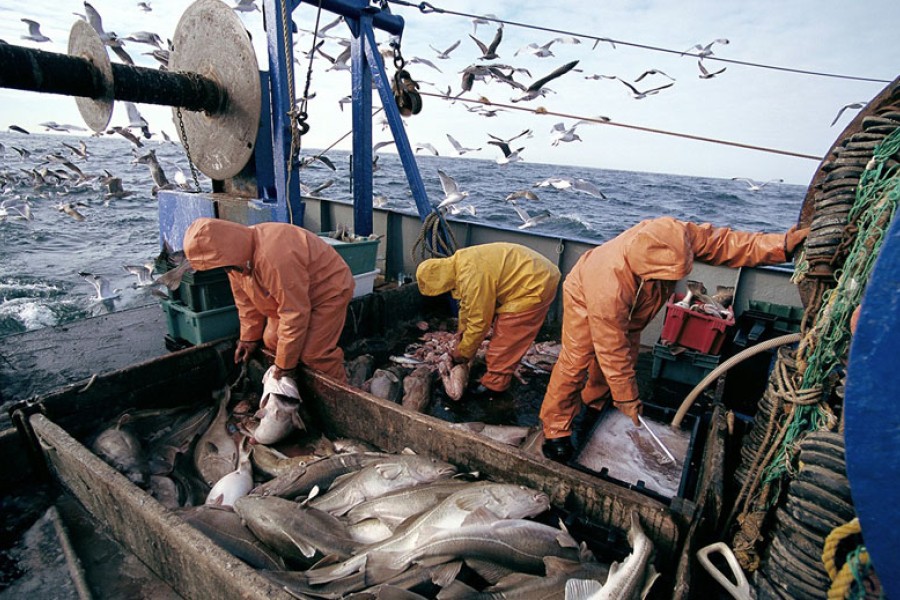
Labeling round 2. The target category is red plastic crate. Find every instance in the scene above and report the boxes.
[660,293,734,354]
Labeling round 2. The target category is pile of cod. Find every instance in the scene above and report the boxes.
[89,381,658,599]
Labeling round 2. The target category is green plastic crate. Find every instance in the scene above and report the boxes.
[155,258,235,312]
[160,299,239,345]
[651,343,721,387]
[747,300,803,334]
[319,234,380,275]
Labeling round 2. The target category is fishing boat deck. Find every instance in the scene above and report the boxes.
[0,287,706,598]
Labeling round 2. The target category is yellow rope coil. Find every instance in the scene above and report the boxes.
[823,517,862,580]
[827,548,870,600]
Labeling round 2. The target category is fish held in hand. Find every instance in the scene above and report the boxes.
[438,355,468,401]
[252,393,305,445]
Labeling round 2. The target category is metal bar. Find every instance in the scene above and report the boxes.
[361,27,433,221]
[351,16,374,236]
[294,0,405,35]
[263,0,303,225]
[638,415,677,464]
[0,43,223,113]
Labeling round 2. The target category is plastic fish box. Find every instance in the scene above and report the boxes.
[651,342,722,387]
[352,269,380,297]
[160,299,239,346]
[660,293,734,354]
[154,258,235,312]
[319,234,380,275]
[572,403,701,502]
[747,300,803,334]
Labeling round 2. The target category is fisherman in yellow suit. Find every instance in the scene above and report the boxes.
[416,242,561,396]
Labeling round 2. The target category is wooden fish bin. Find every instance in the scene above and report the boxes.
[12,336,728,600]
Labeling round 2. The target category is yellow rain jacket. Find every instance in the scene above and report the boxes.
[183,218,353,379]
[541,217,788,438]
[416,242,561,360]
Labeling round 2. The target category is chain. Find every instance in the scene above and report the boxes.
[175,106,202,192]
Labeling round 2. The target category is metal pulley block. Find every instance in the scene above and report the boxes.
[169,0,262,179]
[392,68,422,116]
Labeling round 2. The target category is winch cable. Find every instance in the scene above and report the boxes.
[385,0,891,84]
[283,0,325,223]
[419,91,825,162]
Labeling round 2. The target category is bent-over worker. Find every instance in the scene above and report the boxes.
[183,218,353,383]
[416,242,561,395]
[540,217,809,462]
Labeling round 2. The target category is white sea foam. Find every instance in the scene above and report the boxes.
[0,298,59,330]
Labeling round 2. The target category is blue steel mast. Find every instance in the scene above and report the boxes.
[261,0,433,236]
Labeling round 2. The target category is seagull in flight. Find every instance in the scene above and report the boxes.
[505,190,539,202]
[731,177,784,192]
[469,26,503,60]
[57,201,89,221]
[509,202,552,230]
[137,2,152,12]
[487,140,524,165]
[79,271,121,311]
[471,14,497,35]
[0,197,33,222]
[123,263,157,287]
[682,38,729,58]
[446,134,481,156]
[21,19,51,43]
[515,37,581,58]
[617,78,673,99]
[830,102,866,127]
[697,60,726,79]
[634,69,675,83]
[415,143,439,156]
[510,60,580,103]
[534,176,607,199]
[436,170,469,209]
[429,40,460,60]
[550,121,595,146]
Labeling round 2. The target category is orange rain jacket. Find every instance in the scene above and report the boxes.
[183,218,353,380]
[416,242,561,361]
[540,217,788,438]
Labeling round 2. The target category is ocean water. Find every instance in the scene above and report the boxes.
[0,131,804,336]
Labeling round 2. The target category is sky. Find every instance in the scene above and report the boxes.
[0,0,897,185]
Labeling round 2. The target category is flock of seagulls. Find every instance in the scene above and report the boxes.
[5,5,806,303]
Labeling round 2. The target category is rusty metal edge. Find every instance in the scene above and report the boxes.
[29,413,295,600]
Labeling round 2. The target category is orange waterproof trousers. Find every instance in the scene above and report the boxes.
[262,288,351,383]
[480,295,554,393]
[539,285,621,439]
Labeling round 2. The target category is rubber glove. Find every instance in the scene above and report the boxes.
[785,225,810,256]
[234,339,259,364]
[272,366,297,380]
[614,398,643,427]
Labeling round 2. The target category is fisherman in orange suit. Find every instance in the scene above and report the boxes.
[183,218,354,383]
[416,242,561,396]
[540,217,809,462]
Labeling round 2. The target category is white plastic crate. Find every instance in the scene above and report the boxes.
[352,269,380,297]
